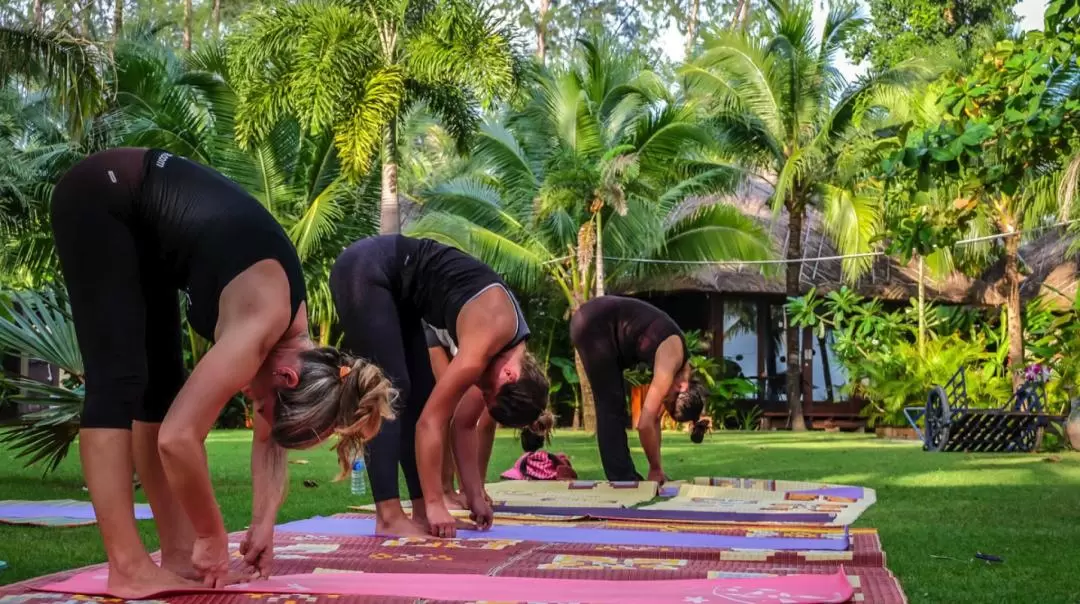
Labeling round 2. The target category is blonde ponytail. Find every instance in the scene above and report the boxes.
[331,358,396,480]
[273,347,397,481]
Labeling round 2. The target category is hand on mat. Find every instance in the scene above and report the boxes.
[193,533,231,588]
[425,502,457,538]
[647,467,669,484]
[467,496,493,531]
[240,523,274,580]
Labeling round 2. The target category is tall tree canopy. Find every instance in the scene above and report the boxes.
[845,0,1019,71]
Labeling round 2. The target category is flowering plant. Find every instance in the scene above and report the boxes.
[1023,363,1052,384]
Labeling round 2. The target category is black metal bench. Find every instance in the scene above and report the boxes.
[923,368,1065,453]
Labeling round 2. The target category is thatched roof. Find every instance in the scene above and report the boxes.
[981,227,1080,310]
[634,182,1025,306]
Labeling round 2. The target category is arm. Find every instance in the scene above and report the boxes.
[415,354,488,510]
[451,386,488,505]
[476,408,497,483]
[158,317,282,538]
[251,400,287,529]
[637,369,674,477]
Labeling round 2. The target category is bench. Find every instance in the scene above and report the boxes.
[921,367,1066,453]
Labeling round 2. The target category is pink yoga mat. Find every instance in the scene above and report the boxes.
[40,569,855,603]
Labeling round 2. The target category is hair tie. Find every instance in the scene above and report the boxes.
[339,365,352,380]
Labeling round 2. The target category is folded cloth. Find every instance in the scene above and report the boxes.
[500,450,577,480]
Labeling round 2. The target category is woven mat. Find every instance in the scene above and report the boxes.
[482,480,658,508]
[641,482,876,526]
[0,531,904,604]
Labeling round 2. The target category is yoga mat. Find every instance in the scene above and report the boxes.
[645,484,875,526]
[492,504,836,524]
[347,503,589,521]
[0,500,153,527]
[38,569,856,603]
[1,530,906,604]
[331,514,889,568]
[276,516,851,551]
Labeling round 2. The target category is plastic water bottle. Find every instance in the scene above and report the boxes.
[350,458,367,496]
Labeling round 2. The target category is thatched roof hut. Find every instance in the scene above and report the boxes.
[633,182,1080,308]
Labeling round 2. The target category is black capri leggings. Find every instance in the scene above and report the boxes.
[330,240,433,503]
[50,149,186,429]
[569,310,643,482]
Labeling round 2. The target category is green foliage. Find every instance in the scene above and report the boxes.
[0,288,84,474]
[844,0,1018,72]
[683,0,933,287]
[411,34,772,310]
[228,0,519,181]
[788,287,1012,425]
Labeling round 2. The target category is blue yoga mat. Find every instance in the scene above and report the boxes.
[275,516,849,551]
[492,505,836,524]
[0,500,153,521]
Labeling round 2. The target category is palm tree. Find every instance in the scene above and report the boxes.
[682,0,928,429]
[409,35,772,430]
[227,0,519,235]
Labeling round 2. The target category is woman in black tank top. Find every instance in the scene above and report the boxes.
[312,235,550,540]
[570,296,709,483]
[50,149,394,598]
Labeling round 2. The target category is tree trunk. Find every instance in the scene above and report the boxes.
[1004,231,1024,389]
[785,203,808,431]
[113,0,122,39]
[686,0,700,55]
[731,0,746,29]
[183,0,193,51]
[212,0,221,37]
[535,0,549,64]
[80,0,92,36]
[594,212,605,297]
[380,121,401,234]
[32,0,43,26]
[917,253,926,356]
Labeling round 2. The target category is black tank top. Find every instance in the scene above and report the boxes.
[138,150,306,340]
[584,296,688,368]
[393,236,529,351]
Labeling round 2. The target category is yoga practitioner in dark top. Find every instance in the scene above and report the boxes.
[570,296,709,483]
[328,235,550,539]
[50,149,393,598]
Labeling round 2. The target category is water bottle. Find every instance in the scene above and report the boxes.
[350,458,367,496]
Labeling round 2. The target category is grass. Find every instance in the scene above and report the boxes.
[1,430,1079,603]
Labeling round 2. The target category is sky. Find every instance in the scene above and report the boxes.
[657,0,1050,80]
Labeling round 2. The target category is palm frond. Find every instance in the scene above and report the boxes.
[821,182,883,280]
[0,25,108,136]
[334,65,406,178]
[0,288,83,376]
[407,211,546,291]
[288,177,348,259]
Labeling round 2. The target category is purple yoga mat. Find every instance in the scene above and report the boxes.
[0,500,153,520]
[492,505,836,524]
[789,487,865,499]
[275,517,850,551]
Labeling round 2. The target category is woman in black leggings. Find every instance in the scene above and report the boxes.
[50,149,394,598]
[570,296,709,483]
[328,235,550,539]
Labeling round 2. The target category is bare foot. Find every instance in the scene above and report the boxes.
[374,516,429,538]
[160,553,202,581]
[443,491,467,510]
[107,562,201,599]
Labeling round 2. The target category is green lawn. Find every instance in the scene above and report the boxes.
[1,430,1079,603]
